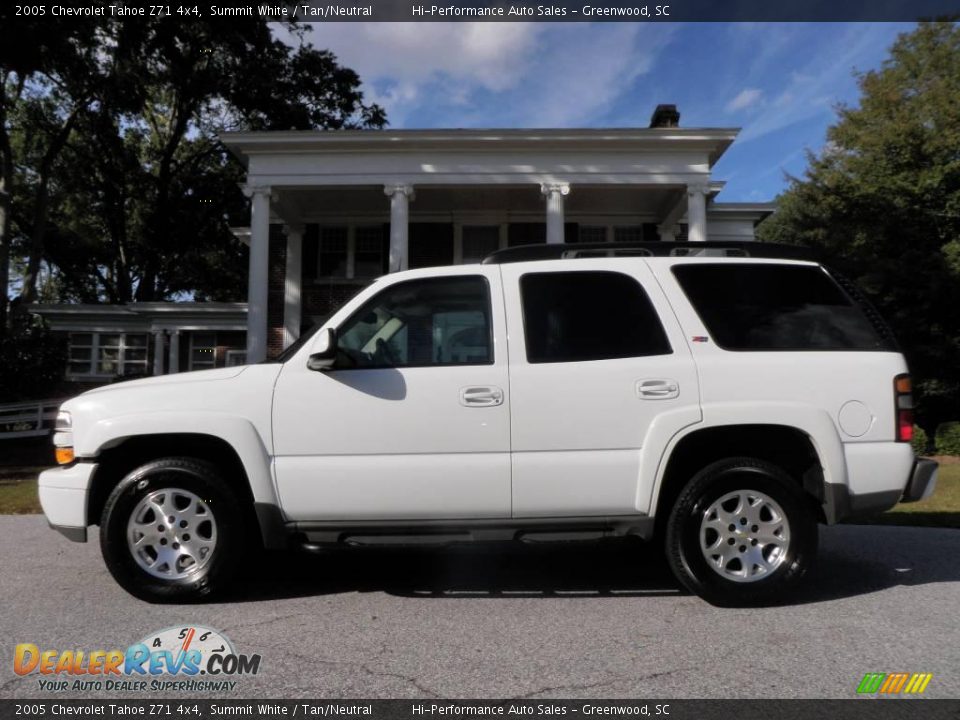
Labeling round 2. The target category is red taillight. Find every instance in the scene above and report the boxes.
[894,374,914,442]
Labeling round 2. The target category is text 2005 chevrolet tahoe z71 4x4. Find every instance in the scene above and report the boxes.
[39,242,938,605]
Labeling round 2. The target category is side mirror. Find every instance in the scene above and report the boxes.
[306,328,338,371]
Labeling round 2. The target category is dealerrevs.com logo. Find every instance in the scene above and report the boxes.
[857,672,933,696]
[14,626,261,693]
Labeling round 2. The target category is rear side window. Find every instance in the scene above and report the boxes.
[520,271,672,363]
[672,263,893,351]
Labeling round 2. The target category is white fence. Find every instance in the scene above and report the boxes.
[0,399,64,440]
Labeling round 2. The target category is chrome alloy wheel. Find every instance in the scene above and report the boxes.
[699,489,790,583]
[127,488,218,580]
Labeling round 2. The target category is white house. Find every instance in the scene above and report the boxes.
[220,105,773,363]
[30,303,248,387]
[29,105,772,386]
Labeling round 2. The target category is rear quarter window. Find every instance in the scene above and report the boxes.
[671,263,895,351]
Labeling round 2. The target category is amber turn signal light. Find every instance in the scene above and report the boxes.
[55,447,75,465]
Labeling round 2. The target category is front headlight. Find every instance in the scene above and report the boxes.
[54,411,74,464]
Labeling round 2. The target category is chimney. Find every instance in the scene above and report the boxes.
[649,104,680,128]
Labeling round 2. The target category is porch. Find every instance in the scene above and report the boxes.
[221,120,772,362]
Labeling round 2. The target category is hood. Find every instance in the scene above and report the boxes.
[79,366,249,396]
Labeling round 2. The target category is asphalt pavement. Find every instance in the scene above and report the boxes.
[1,515,958,699]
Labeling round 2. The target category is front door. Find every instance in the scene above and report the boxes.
[499,260,701,517]
[272,268,511,521]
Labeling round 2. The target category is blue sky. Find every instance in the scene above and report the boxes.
[299,22,914,201]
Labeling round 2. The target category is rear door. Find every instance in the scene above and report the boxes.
[500,259,700,517]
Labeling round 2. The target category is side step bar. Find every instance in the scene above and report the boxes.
[294,515,654,550]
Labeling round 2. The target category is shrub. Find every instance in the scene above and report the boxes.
[0,325,67,403]
[911,425,930,455]
[935,422,960,456]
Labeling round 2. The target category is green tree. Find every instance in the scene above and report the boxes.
[0,11,101,334]
[1,11,386,315]
[759,21,960,430]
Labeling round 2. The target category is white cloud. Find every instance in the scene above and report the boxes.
[292,22,676,128]
[725,88,764,113]
[736,23,910,144]
[296,23,541,125]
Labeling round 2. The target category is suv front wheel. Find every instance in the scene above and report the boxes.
[665,457,817,606]
[100,457,243,603]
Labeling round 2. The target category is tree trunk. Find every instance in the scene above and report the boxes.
[0,75,17,338]
[19,110,80,306]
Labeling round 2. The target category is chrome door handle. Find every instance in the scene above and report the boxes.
[460,386,504,407]
[636,379,680,400]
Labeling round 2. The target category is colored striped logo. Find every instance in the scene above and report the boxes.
[857,672,933,695]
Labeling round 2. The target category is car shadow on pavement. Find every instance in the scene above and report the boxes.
[227,538,686,601]
[222,525,960,606]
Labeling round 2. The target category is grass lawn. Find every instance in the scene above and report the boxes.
[0,469,46,514]
[846,458,960,529]
[0,461,958,527]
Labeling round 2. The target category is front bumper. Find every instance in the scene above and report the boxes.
[38,461,97,543]
[901,457,938,503]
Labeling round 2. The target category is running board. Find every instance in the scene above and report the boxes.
[294,515,654,550]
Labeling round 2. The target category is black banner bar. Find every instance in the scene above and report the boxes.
[10,0,960,23]
[1,700,960,720]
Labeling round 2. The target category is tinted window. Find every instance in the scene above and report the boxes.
[336,276,492,369]
[672,263,891,351]
[520,271,671,363]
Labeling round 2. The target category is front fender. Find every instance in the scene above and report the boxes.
[79,411,278,508]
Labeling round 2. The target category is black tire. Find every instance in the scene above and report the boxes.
[665,457,817,606]
[100,457,244,603]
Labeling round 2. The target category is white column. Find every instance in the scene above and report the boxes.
[346,225,356,279]
[283,224,304,349]
[244,184,271,363]
[541,183,570,245]
[686,183,709,243]
[169,330,180,373]
[152,330,165,376]
[384,184,415,272]
[657,223,678,243]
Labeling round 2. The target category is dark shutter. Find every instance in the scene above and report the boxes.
[408,223,454,269]
[302,224,319,281]
[382,223,391,274]
[508,223,547,247]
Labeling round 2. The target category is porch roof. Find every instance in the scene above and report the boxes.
[221,127,739,168]
[29,303,248,333]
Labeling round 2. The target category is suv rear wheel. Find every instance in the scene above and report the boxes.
[100,457,243,603]
[665,457,817,606]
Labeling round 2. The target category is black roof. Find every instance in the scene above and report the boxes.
[481,241,817,265]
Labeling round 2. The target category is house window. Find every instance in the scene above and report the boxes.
[189,332,217,371]
[578,226,607,244]
[318,227,349,277]
[354,226,384,278]
[614,226,644,243]
[314,225,384,279]
[67,333,94,376]
[461,226,500,264]
[225,349,247,367]
[67,332,148,377]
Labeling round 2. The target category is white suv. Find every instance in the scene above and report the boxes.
[38,242,938,605]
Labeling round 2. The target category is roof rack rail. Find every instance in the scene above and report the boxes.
[481,241,817,264]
